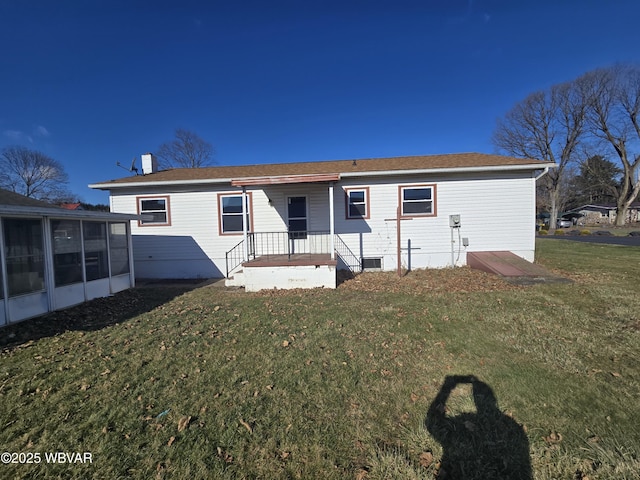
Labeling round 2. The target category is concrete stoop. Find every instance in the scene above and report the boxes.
[225,270,244,287]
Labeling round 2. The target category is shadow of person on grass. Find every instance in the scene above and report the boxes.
[426,375,532,480]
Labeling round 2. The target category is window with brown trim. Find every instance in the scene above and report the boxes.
[399,185,436,217]
[218,192,253,235]
[137,196,171,226]
[345,187,370,219]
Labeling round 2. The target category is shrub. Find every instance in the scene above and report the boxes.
[554,229,565,235]
[538,229,548,235]
[580,229,591,236]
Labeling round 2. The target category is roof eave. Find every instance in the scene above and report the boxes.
[89,178,235,190]
[89,162,554,190]
[231,173,341,187]
[340,163,555,178]
[0,204,139,220]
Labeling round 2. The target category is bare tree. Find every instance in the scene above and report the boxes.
[493,81,587,229]
[0,146,72,203]
[156,129,215,169]
[580,65,640,226]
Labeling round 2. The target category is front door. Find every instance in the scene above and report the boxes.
[287,196,307,253]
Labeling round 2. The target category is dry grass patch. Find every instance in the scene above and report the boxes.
[0,240,639,479]
[339,266,522,295]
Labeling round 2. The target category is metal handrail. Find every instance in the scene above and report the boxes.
[225,238,246,278]
[226,231,362,278]
[334,234,362,274]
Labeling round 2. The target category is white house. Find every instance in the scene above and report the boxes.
[0,189,137,326]
[90,153,551,291]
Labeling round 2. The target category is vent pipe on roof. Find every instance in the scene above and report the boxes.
[141,153,158,175]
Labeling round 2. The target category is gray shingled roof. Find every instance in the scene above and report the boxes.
[0,189,60,208]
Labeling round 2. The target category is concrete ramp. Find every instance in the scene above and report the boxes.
[467,251,571,284]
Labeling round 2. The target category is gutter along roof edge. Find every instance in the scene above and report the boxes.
[91,162,553,190]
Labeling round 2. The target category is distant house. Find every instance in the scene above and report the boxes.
[60,202,83,210]
[0,189,136,326]
[568,203,640,225]
[90,153,552,291]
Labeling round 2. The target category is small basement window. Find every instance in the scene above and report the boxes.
[361,257,382,270]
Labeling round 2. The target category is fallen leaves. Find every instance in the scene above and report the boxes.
[239,418,253,434]
[419,451,434,468]
[338,266,521,295]
[355,469,368,480]
[177,416,191,432]
[216,446,233,463]
[544,431,563,444]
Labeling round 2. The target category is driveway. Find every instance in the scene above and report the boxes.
[539,234,640,247]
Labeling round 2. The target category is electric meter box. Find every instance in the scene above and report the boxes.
[449,214,461,228]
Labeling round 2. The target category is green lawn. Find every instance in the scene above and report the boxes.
[1,239,639,479]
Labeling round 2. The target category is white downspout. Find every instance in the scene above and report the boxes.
[535,166,550,181]
[329,182,335,260]
[533,166,550,260]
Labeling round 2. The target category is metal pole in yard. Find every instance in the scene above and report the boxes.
[397,206,401,276]
[242,186,248,262]
[329,182,335,260]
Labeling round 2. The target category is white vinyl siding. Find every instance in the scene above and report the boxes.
[109,169,537,278]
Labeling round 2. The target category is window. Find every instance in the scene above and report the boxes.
[361,257,382,270]
[138,196,170,226]
[109,222,130,276]
[51,219,83,286]
[83,222,109,281]
[345,188,369,219]
[218,193,252,235]
[3,218,45,296]
[400,185,436,216]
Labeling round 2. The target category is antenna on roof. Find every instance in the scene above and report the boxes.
[116,157,140,175]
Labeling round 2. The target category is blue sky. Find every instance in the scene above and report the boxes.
[1,0,639,204]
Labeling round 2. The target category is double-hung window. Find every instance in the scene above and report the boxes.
[138,196,170,226]
[218,193,252,234]
[400,185,436,216]
[345,188,369,219]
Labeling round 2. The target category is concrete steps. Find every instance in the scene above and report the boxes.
[225,270,244,287]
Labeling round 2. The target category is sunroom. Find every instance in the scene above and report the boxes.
[0,191,137,326]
